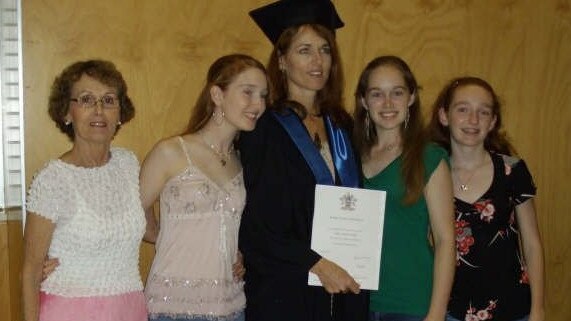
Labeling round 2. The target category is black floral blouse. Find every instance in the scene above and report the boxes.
[448,152,536,321]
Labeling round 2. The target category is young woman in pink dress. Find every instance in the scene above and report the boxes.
[140,54,268,321]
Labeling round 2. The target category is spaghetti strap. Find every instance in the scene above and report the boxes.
[176,136,193,167]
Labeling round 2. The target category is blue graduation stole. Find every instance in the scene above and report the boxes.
[272,109,359,188]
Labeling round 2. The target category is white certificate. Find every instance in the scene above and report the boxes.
[308,184,386,290]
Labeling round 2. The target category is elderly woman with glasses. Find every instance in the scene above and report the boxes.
[22,60,147,321]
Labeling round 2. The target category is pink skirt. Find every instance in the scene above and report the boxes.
[39,291,147,321]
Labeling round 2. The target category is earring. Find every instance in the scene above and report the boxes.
[117,121,122,126]
[213,110,225,126]
[281,68,288,86]
[64,120,71,126]
[404,109,410,130]
[365,113,371,141]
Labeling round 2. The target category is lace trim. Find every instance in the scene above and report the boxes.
[149,309,243,321]
[148,275,243,288]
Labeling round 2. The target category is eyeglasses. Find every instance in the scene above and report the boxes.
[70,94,120,109]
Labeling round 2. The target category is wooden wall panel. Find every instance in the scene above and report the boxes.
[14,0,570,320]
[1,221,23,321]
[8,221,23,321]
[22,0,271,175]
[334,2,571,319]
[0,223,12,320]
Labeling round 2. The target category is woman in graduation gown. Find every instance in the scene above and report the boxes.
[238,1,369,321]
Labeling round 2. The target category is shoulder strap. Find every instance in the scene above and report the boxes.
[176,136,193,167]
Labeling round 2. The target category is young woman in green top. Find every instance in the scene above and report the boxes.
[352,56,456,321]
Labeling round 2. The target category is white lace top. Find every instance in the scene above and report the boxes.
[26,147,145,297]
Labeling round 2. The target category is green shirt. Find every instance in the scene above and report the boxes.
[365,143,448,316]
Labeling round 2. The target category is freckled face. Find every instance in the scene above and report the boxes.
[214,67,268,131]
[439,84,497,148]
[363,65,415,132]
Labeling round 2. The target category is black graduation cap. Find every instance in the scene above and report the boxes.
[249,0,345,44]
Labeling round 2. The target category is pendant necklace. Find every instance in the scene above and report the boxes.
[456,171,477,191]
[377,139,400,154]
[453,159,486,191]
[201,134,234,166]
[382,142,398,152]
[313,132,322,149]
[306,113,323,150]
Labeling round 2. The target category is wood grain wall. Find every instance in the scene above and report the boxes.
[1,220,23,321]
[1,0,567,320]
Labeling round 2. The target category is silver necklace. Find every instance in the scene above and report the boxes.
[453,159,487,191]
[382,142,398,152]
[201,135,234,166]
[456,171,477,191]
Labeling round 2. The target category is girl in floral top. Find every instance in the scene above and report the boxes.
[429,77,545,321]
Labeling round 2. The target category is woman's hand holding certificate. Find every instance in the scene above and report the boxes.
[310,258,361,294]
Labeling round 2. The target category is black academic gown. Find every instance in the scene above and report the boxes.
[238,109,369,321]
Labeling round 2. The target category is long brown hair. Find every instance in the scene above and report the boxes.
[428,76,515,155]
[267,24,352,130]
[353,56,426,204]
[184,54,268,134]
